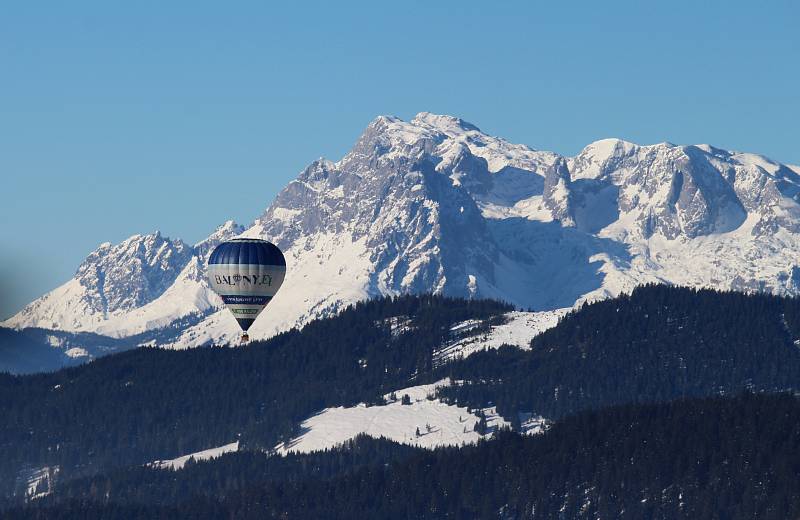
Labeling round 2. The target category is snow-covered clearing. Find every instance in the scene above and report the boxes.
[275,379,510,454]
[22,466,59,500]
[64,347,89,358]
[150,441,239,470]
[518,413,550,435]
[434,309,569,365]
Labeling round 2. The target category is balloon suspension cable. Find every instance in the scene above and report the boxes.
[240,332,250,345]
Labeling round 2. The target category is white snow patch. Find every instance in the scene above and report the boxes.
[467,274,477,296]
[272,207,302,221]
[23,466,59,500]
[45,335,63,348]
[378,315,415,337]
[64,347,89,358]
[150,441,239,470]
[434,309,568,365]
[518,412,550,435]
[275,379,509,454]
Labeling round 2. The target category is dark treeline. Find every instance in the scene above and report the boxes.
[4,286,800,511]
[12,393,800,519]
[438,284,800,422]
[23,435,418,509]
[0,295,510,497]
[0,328,72,375]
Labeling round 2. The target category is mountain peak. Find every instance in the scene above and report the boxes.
[194,220,245,262]
[199,219,244,239]
[9,113,800,351]
[357,113,487,160]
[411,112,482,133]
[580,138,638,157]
[72,232,194,314]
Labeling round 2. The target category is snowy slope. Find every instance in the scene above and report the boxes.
[275,379,510,454]
[433,309,569,366]
[5,222,243,341]
[19,466,59,501]
[7,113,800,351]
[150,442,239,470]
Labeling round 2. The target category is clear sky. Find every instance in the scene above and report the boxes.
[1,0,798,319]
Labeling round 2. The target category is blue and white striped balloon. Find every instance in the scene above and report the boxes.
[207,238,286,334]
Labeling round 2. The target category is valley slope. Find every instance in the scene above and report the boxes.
[4,288,800,518]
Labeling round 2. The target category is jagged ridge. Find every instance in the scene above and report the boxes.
[6,112,800,351]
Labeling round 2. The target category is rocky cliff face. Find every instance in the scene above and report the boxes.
[568,138,800,240]
[7,113,800,349]
[6,222,242,335]
[74,233,194,315]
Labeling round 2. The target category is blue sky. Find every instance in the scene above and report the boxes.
[1,0,798,319]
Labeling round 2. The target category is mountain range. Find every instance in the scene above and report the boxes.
[6,112,800,358]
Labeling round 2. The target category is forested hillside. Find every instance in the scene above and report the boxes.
[3,286,800,516]
[0,328,75,374]
[439,284,800,420]
[0,295,510,498]
[12,393,800,519]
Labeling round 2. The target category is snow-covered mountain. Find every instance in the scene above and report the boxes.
[7,221,243,339]
[7,112,800,349]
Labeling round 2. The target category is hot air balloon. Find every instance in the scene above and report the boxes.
[207,238,286,344]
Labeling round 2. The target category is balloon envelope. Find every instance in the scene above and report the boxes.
[207,238,286,331]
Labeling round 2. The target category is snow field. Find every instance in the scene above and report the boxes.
[150,441,240,470]
[275,379,510,454]
[434,309,569,365]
